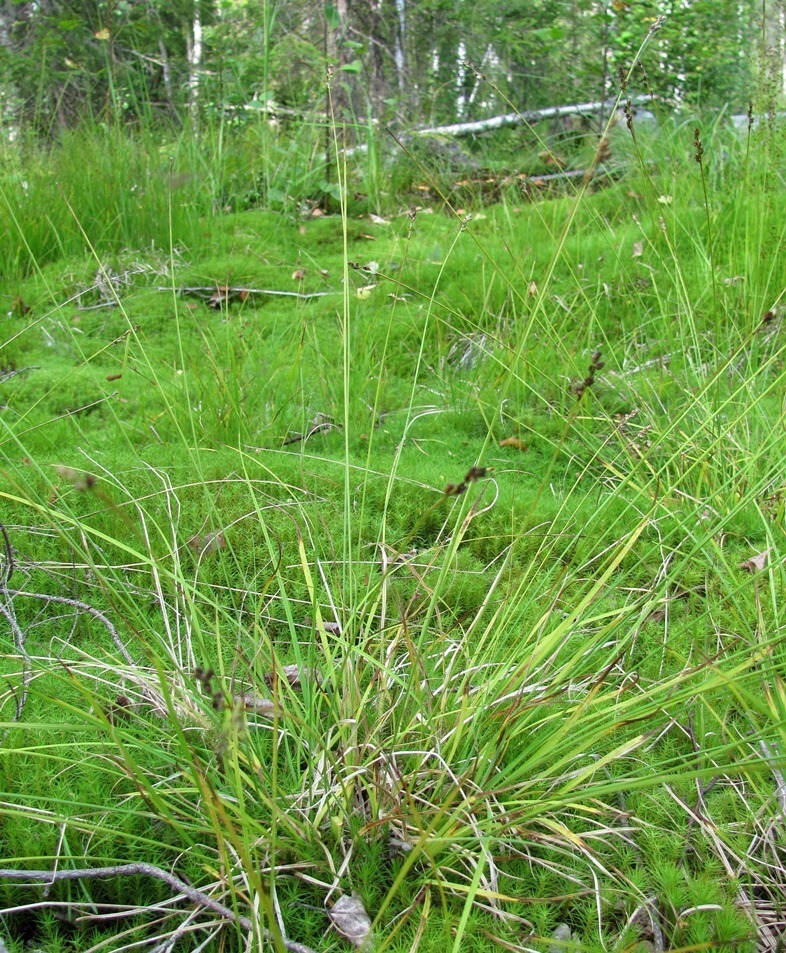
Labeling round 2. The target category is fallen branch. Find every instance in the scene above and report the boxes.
[0,523,30,724]
[282,415,341,446]
[340,95,656,158]
[2,588,136,667]
[156,285,340,303]
[0,524,175,721]
[0,864,318,953]
[410,94,655,139]
[0,366,40,383]
[1,584,174,719]
[0,601,28,722]
[521,164,626,185]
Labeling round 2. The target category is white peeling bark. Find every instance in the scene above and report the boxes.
[187,6,203,113]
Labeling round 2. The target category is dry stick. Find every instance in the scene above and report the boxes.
[0,523,30,722]
[2,588,135,666]
[76,301,118,312]
[520,163,643,186]
[155,286,340,301]
[0,865,318,953]
[405,94,656,138]
[0,585,166,716]
[0,601,29,721]
[0,365,40,382]
[0,535,310,953]
[1,522,15,591]
[281,419,341,446]
[340,94,657,158]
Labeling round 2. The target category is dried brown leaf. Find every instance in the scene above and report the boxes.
[330,893,373,949]
[187,531,226,555]
[12,295,31,316]
[738,549,770,573]
[238,692,275,715]
[263,664,305,688]
[208,285,231,308]
[645,607,667,624]
[54,466,97,491]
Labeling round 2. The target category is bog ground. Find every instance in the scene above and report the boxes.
[1,110,786,952]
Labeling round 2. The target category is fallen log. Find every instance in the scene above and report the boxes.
[340,95,656,158]
[155,285,340,306]
[409,94,655,139]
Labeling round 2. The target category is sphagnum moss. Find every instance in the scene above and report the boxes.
[0,106,783,953]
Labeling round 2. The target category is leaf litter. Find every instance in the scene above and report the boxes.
[738,549,770,573]
[329,893,374,949]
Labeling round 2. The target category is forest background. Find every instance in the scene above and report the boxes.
[0,0,780,141]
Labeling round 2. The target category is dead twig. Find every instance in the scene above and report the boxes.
[0,864,318,953]
[282,414,340,446]
[0,366,40,383]
[2,588,136,667]
[0,523,30,723]
[0,522,14,588]
[156,285,340,302]
[0,560,168,718]
[0,600,29,722]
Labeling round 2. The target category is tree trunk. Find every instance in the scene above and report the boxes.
[394,0,406,95]
[326,0,351,122]
[186,5,203,123]
[325,0,352,211]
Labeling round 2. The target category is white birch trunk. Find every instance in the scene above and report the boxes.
[394,0,406,92]
[187,7,203,113]
[781,4,786,96]
[414,94,655,138]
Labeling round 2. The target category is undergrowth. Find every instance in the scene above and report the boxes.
[0,92,785,952]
